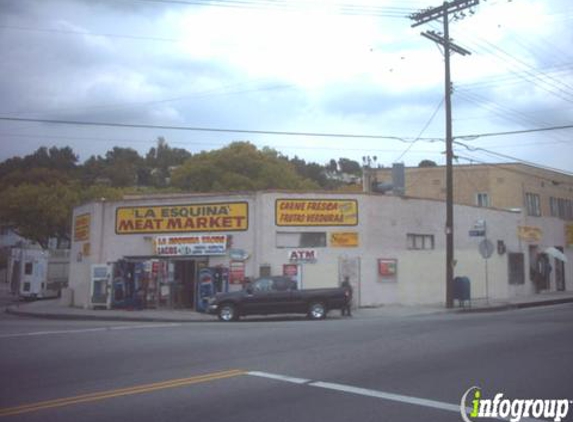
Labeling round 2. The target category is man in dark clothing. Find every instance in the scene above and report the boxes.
[341,278,353,317]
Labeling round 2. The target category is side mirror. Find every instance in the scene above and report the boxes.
[245,286,253,295]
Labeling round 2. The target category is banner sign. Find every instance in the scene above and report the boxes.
[518,225,542,242]
[276,199,358,226]
[229,261,246,285]
[74,213,91,242]
[566,224,573,248]
[154,235,227,256]
[116,202,248,234]
[330,232,359,247]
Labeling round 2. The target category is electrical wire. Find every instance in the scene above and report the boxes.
[0,116,437,142]
[394,97,444,162]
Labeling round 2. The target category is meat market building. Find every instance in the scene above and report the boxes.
[68,191,572,310]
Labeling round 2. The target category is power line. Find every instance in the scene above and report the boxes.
[455,124,573,140]
[125,0,417,17]
[453,140,573,177]
[0,132,440,155]
[395,97,444,162]
[0,116,436,142]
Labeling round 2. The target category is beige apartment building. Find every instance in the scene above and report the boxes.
[371,163,573,220]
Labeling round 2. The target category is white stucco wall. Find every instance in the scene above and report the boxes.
[69,191,572,309]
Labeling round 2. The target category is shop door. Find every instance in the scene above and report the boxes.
[174,260,198,309]
[555,247,565,291]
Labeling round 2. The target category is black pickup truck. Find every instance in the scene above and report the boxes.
[206,276,350,321]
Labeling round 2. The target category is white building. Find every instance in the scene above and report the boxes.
[68,191,572,310]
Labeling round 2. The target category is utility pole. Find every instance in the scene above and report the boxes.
[410,0,477,308]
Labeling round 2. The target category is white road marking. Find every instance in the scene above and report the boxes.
[247,371,311,385]
[0,323,182,338]
[310,381,460,412]
[247,371,543,421]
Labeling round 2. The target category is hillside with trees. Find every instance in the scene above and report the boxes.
[0,140,363,246]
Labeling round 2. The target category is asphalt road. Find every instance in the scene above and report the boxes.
[1,302,572,422]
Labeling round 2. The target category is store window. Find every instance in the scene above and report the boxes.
[407,234,435,250]
[276,232,327,248]
[525,193,541,216]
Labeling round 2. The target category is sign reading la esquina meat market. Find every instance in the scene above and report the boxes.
[115,202,249,234]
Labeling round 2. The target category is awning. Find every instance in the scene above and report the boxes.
[544,247,567,262]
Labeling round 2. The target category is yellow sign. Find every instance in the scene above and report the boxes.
[116,202,248,234]
[276,199,358,226]
[82,242,91,256]
[566,224,573,248]
[518,225,542,242]
[330,232,359,247]
[74,213,91,241]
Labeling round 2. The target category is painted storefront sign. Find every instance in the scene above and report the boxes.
[330,232,359,247]
[154,235,227,256]
[518,225,542,242]
[116,202,248,234]
[288,249,317,262]
[74,213,91,241]
[276,199,358,226]
[566,224,573,248]
[229,261,246,285]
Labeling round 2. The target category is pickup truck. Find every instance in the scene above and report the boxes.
[206,276,350,321]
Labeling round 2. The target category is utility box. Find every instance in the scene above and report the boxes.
[453,276,471,307]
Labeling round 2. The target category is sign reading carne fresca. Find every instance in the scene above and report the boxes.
[115,202,249,234]
[276,199,358,226]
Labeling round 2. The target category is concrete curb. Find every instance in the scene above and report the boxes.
[5,306,213,323]
[5,296,573,322]
[456,296,573,314]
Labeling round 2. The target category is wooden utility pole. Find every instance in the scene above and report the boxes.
[410,0,477,308]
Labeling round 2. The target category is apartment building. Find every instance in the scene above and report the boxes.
[371,163,573,220]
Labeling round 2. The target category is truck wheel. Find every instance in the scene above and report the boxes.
[308,301,326,320]
[218,303,239,322]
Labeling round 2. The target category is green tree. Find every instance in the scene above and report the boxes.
[337,158,362,175]
[0,182,122,248]
[145,137,192,187]
[418,159,438,167]
[171,142,318,192]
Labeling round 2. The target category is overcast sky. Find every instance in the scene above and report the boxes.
[0,0,572,172]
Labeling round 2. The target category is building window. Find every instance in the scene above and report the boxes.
[24,262,33,275]
[525,193,541,216]
[476,192,490,208]
[550,197,559,217]
[276,232,327,248]
[549,197,573,220]
[407,234,435,250]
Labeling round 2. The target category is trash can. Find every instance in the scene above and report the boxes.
[453,276,471,307]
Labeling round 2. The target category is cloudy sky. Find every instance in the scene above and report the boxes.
[0,0,572,172]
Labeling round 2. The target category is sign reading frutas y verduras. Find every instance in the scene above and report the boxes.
[74,213,91,241]
[116,202,248,234]
[154,235,227,256]
[276,199,358,226]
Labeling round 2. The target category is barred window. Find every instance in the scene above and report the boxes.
[525,193,541,217]
[407,234,435,250]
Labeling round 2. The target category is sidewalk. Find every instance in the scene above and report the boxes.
[4,290,573,322]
